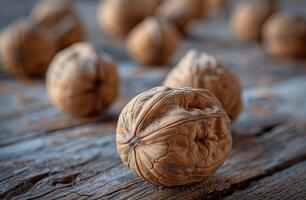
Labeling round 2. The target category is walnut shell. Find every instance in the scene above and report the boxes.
[117,86,232,186]
[127,17,180,65]
[263,12,306,58]
[32,0,84,50]
[97,0,161,37]
[0,19,56,77]
[163,50,242,121]
[231,0,277,41]
[47,43,119,116]
[156,0,202,33]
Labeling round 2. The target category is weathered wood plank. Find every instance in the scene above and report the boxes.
[224,161,306,200]
[0,78,305,199]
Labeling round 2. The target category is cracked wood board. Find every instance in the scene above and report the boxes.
[0,78,306,199]
[224,161,306,200]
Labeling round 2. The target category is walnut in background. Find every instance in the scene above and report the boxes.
[127,17,180,65]
[31,0,84,50]
[156,0,205,33]
[164,50,242,121]
[117,86,232,186]
[0,19,56,78]
[97,0,161,38]
[47,43,119,117]
[231,0,277,41]
[263,12,306,58]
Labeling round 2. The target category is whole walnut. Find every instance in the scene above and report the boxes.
[0,19,56,77]
[231,0,277,41]
[97,0,162,37]
[127,17,180,65]
[263,12,306,58]
[32,0,84,50]
[47,43,119,117]
[156,0,204,33]
[164,50,242,121]
[117,86,232,186]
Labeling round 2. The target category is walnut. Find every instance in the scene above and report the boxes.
[31,0,84,50]
[97,0,162,37]
[117,86,232,186]
[0,19,56,78]
[156,0,204,33]
[263,12,306,58]
[206,0,227,12]
[231,0,277,41]
[47,43,119,117]
[127,17,180,65]
[163,50,242,121]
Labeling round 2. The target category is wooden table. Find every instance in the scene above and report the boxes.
[1,0,306,199]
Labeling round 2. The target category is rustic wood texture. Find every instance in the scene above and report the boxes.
[0,0,306,199]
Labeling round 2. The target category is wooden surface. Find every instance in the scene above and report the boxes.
[1,0,306,199]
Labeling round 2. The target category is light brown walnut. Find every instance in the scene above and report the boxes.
[0,19,56,78]
[231,0,277,41]
[47,43,119,117]
[156,0,204,33]
[97,0,162,37]
[263,12,306,58]
[206,0,227,12]
[32,0,84,50]
[117,86,232,187]
[163,50,242,121]
[127,17,180,65]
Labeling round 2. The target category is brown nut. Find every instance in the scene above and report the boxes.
[156,0,202,33]
[47,43,119,117]
[127,17,180,65]
[206,0,227,12]
[97,0,161,37]
[0,19,56,78]
[32,0,84,50]
[231,0,277,41]
[164,50,243,121]
[117,86,232,186]
[263,12,306,58]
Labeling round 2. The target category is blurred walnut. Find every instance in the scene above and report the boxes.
[97,0,162,37]
[263,12,306,58]
[0,19,56,78]
[164,50,242,121]
[32,0,84,50]
[156,0,204,33]
[231,0,277,41]
[117,86,232,186]
[47,43,119,117]
[206,0,227,12]
[127,17,180,65]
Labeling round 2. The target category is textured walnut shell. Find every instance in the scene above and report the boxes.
[117,86,232,186]
[47,43,119,116]
[97,0,161,37]
[263,12,306,58]
[32,0,84,50]
[164,50,242,121]
[0,19,56,77]
[127,17,180,65]
[231,0,277,41]
[156,0,202,33]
